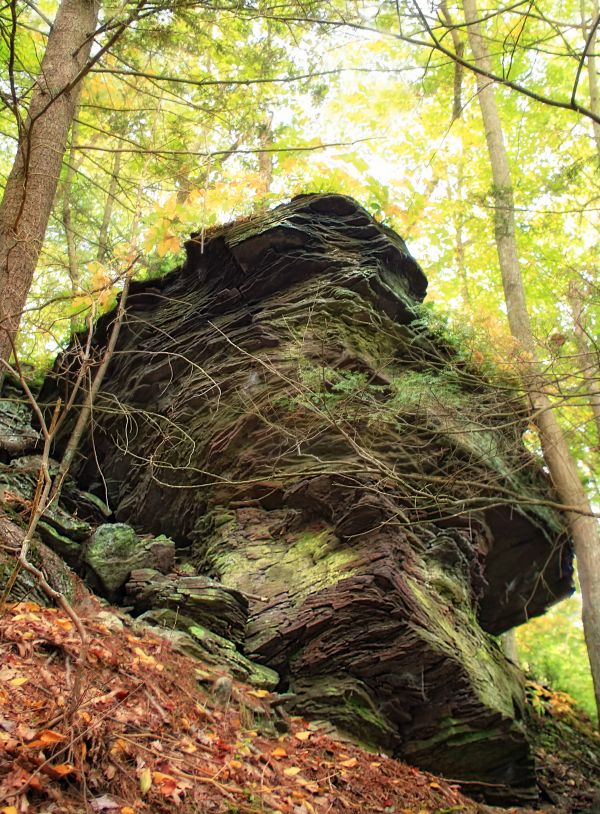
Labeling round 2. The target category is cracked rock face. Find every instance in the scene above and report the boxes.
[44,193,574,804]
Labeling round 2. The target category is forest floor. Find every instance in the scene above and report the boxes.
[0,598,598,814]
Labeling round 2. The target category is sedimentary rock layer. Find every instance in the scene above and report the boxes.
[43,194,574,803]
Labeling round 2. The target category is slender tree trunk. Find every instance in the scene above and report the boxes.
[581,0,600,159]
[0,0,100,364]
[569,283,600,446]
[440,0,465,122]
[454,161,471,309]
[97,149,122,264]
[258,116,274,197]
[440,3,471,308]
[463,0,600,724]
[62,118,81,295]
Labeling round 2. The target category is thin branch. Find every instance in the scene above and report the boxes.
[73,137,378,157]
[49,264,134,502]
[572,10,600,105]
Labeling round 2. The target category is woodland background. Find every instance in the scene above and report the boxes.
[0,0,598,717]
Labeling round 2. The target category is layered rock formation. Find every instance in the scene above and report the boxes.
[38,194,573,803]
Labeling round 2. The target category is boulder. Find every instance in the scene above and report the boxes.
[0,512,87,606]
[0,381,38,458]
[0,456,93,556]
[42,194,574,804]
[83,524,175,600]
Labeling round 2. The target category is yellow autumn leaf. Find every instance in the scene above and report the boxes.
[143,229,157,252]
[156,232,180,257]
[283,766,301,777]
[162,194,178,218]
[152,771,175,783]
[139,766,152,793]
[133,646,155,664]
[180,738,197,754]
[110,738,128,756]
[271,746,287,758]
[13,602,40,612]
[294,730,311,741]
[9,676,29,687]
[86,259,103,277]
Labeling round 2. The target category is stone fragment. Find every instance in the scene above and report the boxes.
[139,607,279,689]
[36,520,81,567]
[83,525,175,600]
[0,514,87,606]
[126,568,247,643]
[0,386,38,456]
[212,675,233,705]
[96,610,125,633]
[0,456,92,542]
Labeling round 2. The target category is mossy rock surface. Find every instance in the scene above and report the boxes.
[83,524,175,600]
[139,607,278,689]
[0,514,85,606]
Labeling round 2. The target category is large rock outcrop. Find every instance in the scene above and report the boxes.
[43,194,574,804]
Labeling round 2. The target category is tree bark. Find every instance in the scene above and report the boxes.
[463,0,600,725]
[257,116,274,196]
[440,0,465,122]
[581,0,600,159]
[0,0,100,364]
[454,161,471,308]
[97,149,122,264]
[62,117,81,295]
[569,283,600,446]
[439,3,471,308]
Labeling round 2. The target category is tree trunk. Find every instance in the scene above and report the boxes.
[62,117,81,296]
[581,0,600,159]
[454,161,471,308]
[439,3,471,309]
[440,0,465,122]
[97,149,122,264]
[463,0,600,724]
[0,0,100,364]
[257,116,274,198]
[569,283,600,446]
